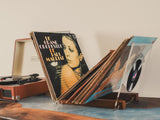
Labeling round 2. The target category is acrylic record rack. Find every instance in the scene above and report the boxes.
[67,36,157,109]
[87,36,157,109]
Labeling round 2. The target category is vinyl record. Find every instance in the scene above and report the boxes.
[127,59,142,92]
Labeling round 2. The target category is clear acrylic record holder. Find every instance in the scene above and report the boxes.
[93,38,156,109]
[112,42,154,109]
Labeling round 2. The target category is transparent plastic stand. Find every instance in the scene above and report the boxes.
[114,41,154,109]
[68,36,157,110]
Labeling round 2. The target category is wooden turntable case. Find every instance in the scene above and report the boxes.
[0,38,48,101]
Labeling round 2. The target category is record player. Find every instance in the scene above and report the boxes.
[0,38,48,101]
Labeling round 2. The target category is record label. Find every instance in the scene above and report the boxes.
[127,59,142,92]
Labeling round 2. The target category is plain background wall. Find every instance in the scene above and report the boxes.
[0,0,160,97]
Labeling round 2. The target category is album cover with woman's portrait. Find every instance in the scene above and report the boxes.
[30,32,89,100]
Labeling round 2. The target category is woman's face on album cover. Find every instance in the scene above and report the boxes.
[62,36,81,68]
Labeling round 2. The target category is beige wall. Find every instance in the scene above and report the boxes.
[0,0,160,97]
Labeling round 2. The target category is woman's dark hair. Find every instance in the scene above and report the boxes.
[63,34,81,55]
[63,34,89,75]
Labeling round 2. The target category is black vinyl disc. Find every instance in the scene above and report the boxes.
[127,59,142,92]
